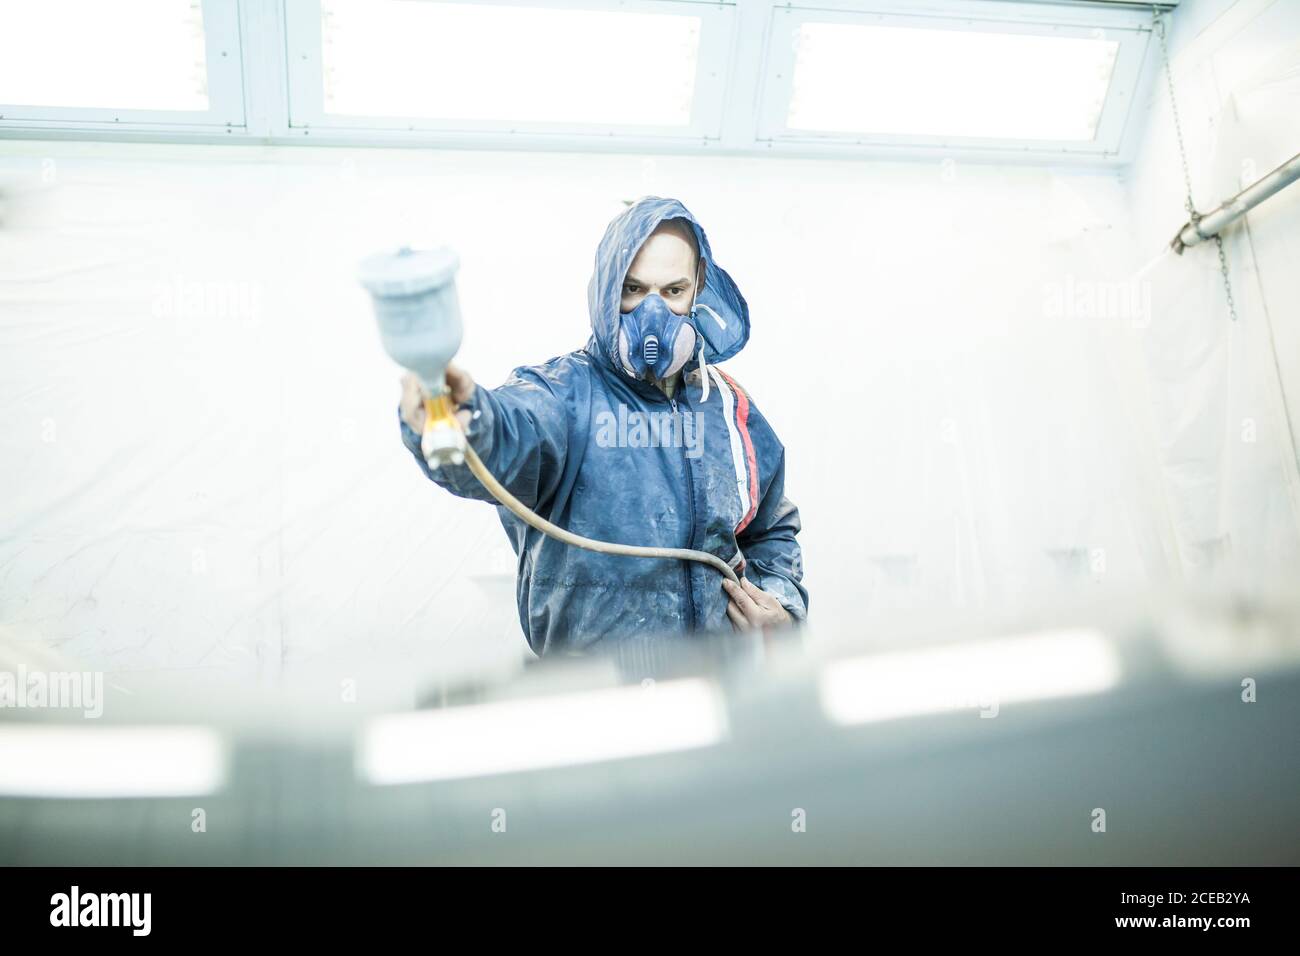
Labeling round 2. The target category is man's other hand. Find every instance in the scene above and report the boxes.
[399,363,476,432]
[723,577,793,632]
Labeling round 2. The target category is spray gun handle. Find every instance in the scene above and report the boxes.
[420,392,468,469]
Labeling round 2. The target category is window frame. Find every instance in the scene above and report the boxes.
[0,0,1175,166]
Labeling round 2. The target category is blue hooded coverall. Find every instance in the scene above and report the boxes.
[399,197,808,655]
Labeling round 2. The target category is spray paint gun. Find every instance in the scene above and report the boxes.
[358,245,740,586]
[358,246,467,468]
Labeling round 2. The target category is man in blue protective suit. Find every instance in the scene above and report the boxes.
[398,196,807,656]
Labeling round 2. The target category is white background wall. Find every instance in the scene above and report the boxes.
[1122,0,1300,574]
[2,0,1297,690]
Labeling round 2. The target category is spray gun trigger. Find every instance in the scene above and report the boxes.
[421,393,469,469]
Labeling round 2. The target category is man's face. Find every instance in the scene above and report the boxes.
[620,225,701,316]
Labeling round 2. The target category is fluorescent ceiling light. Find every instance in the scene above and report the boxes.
[787,22,1119,141]
[320,0,700,126]
[359,678,726,785]
[0,0,209,111]
[0,725,227,798]
[820,629,1121,726]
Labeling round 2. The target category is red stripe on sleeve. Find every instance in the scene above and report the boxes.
[718,369,760,534]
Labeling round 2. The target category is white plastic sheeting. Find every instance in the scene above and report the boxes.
[1,0,1297,682]
[1122,3,1300,578]
[0,149,1158,676]
[0,148,538,687]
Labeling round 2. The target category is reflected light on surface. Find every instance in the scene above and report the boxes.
[359,677,726,785]
[820,628,1122,725]
[0,725,227,798]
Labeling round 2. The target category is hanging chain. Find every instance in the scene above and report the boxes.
[1153,6,1238,322]
[1213,234,1239,322]
[1153,9,1197,218]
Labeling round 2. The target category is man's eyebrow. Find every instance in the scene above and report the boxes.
[623,275,692,288]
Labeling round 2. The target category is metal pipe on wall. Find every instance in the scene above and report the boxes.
[1171,152,1300,254]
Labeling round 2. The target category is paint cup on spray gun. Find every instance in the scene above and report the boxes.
[358,245,466,468]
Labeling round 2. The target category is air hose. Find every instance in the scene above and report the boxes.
[423,393,741,585]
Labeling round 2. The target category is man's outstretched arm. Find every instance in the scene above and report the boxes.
[398,362,569,511]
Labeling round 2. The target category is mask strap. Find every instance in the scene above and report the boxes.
[698,337,710,402]
[688,264,710,402]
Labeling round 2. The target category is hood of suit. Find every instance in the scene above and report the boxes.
[586,196,750,380]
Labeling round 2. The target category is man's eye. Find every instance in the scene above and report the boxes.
[668,288,683,296]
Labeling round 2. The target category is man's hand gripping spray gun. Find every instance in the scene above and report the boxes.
[359,247,739,585]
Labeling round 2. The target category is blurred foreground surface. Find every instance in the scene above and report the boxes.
[1,582,1298,865]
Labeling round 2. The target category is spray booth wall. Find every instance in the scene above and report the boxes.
[1,0,1297,687]
[1123,0,1300,577]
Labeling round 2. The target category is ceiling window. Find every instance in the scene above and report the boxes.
[0,0,209,112]
[786,21,1119,141]
[0,0,1158,162]
[316,0,701,127]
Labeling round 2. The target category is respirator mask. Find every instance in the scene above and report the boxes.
[616,282,700,383]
